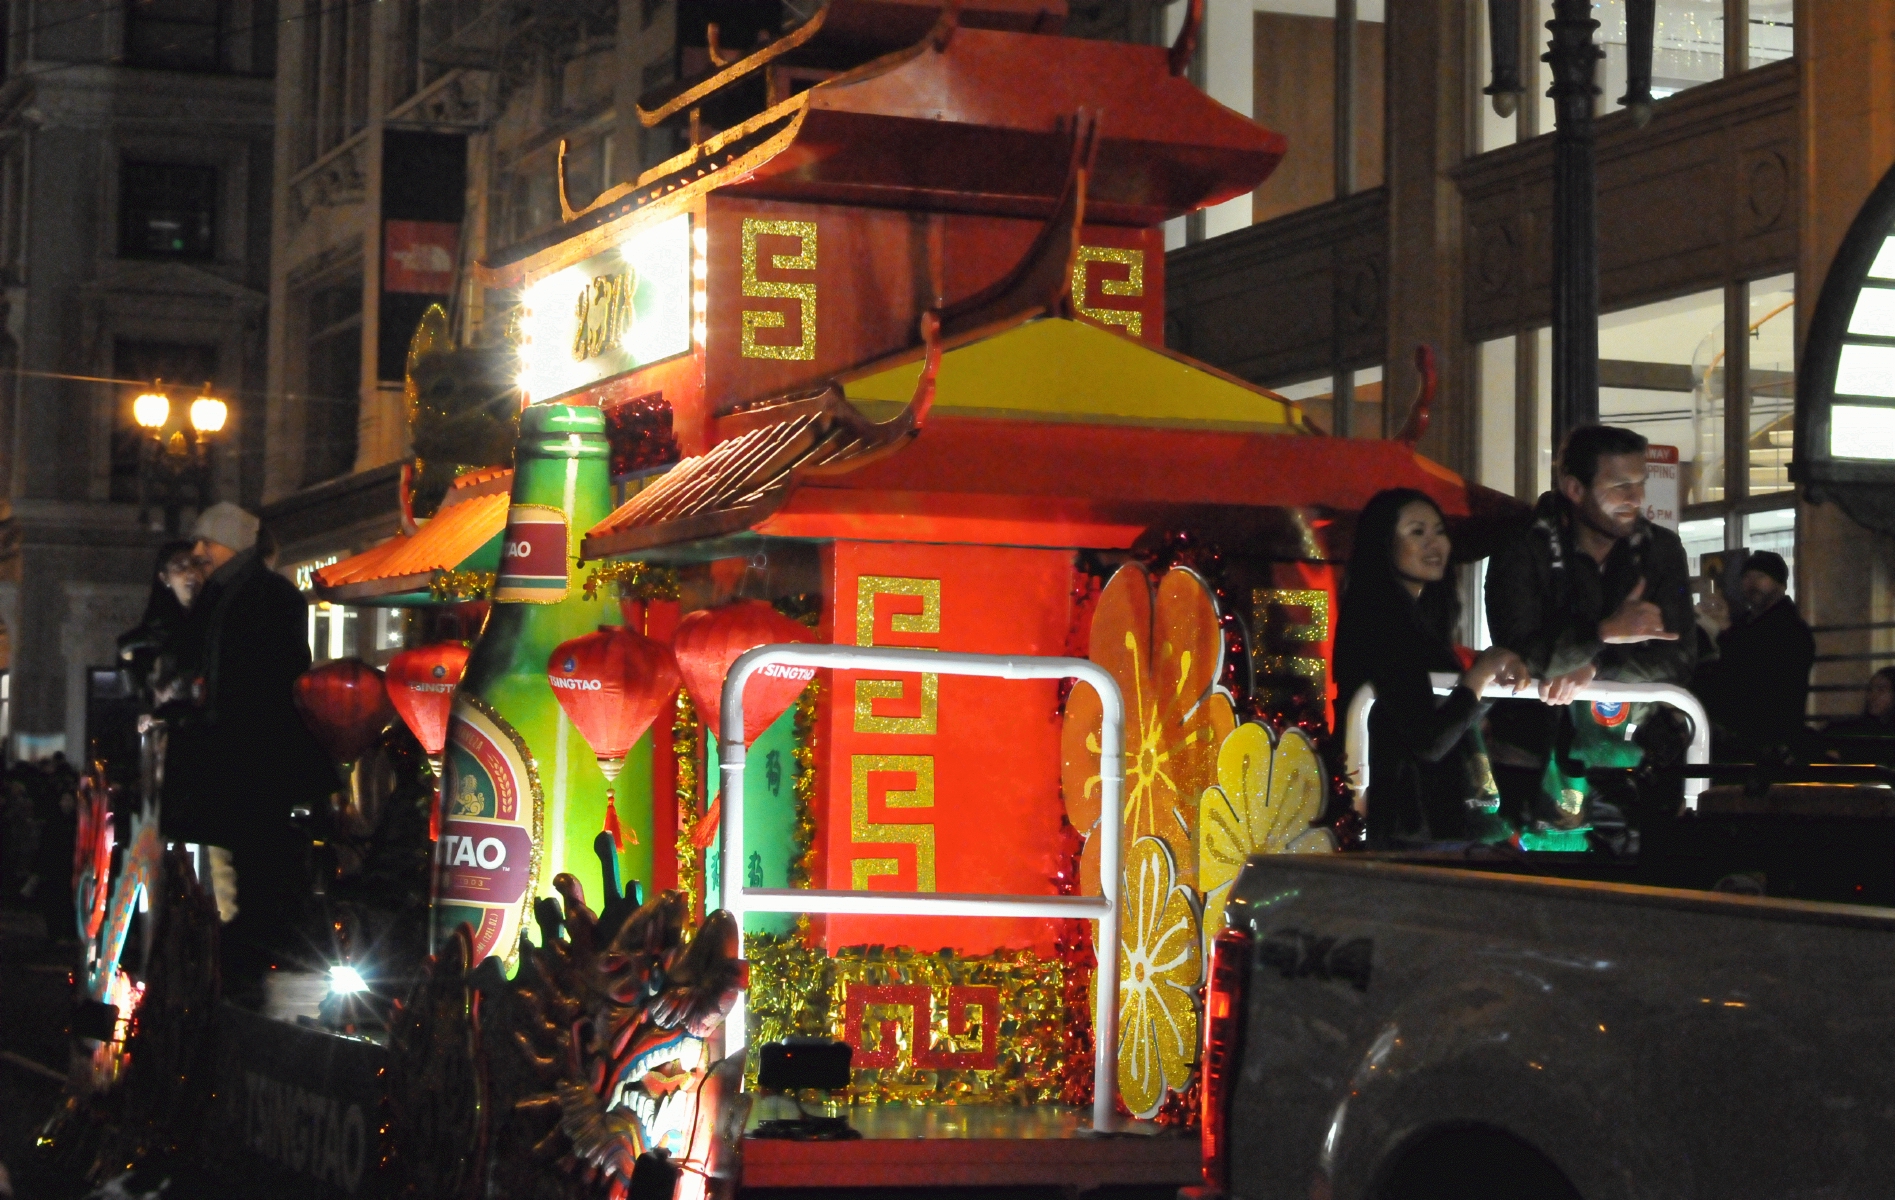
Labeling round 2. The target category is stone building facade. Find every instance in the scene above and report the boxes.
[0,2,276,760]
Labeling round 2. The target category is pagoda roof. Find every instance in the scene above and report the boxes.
[581,318,1517,562]
[481,23,1280,281]
[313,469,512,605]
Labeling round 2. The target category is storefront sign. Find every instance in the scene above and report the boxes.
[517,213,692,402]
[1644,444,1680,530]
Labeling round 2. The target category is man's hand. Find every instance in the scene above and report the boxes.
[1539,663,1597,706]
[1599,578,1678,644]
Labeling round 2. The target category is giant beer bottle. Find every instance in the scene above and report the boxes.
[433,403,620,967]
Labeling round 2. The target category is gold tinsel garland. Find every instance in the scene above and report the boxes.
[744,936,1068,1106]
[673,690,702,923]
[787,683,820,891]
[581,560,681,603]
[430,569,495,602]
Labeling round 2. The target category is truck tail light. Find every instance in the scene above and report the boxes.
[1201,925,1253,1195]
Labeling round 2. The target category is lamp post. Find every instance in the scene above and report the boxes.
[1486,0,1656,447]
[133,379,227,535]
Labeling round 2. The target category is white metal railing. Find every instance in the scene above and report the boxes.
[718,644,1126,1132]
[1345,673,1711,813]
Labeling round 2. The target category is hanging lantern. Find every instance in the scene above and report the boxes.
[547,624,681,851]
[293,658,396,765]
[385,642,471,840]
[672,600,817,748]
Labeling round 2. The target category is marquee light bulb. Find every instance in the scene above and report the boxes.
[329,963,368,994]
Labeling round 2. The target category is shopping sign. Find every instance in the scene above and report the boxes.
[1644,445,1680,530]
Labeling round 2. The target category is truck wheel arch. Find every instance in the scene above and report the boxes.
[1370,1122,1581,1200]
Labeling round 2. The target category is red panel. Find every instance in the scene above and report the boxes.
[819,541,1073,955]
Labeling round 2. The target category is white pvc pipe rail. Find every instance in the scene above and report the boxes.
[718,644,1126,1132]
[1344,673,1711,813]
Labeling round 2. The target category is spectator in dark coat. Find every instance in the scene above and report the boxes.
[117,539,201,712]
[1484,425,1695,833]
[1335,489,1529,846]
[1698,550,1814,758]
[161,502,333,990]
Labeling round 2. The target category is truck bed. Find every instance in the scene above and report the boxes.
[1218,853,1895,1200]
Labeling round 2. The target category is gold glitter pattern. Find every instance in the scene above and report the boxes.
[1251,588,1331,697]
[849,754,935,891]
[852,676,939,735]
[1197,723,1334,956]
[743,935,1069,1105]
[853,575,941,734]
[740,218,817,360]
[571,267,638,360]
[1117,836,1201,1119]
[1071,246,1146,337]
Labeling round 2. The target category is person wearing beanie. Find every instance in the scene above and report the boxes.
[1697,549,1815,759]
[161,502,334,1001]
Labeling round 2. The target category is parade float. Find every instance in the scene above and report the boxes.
[38,1,1524,1196]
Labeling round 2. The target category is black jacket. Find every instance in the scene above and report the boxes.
[1703,596,1814,751]
[161,549,333,845]
[1485,492,1695,759]
[1334,585,1486,845]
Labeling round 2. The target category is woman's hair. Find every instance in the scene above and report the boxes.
[139,538,197,626]
[1866,666,1895,715]
[1343,488,1460,639]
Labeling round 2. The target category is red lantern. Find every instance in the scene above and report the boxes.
[293,658,395,765]
[385,642,470,841]
[672,600,817,748]
[548,625,681,850]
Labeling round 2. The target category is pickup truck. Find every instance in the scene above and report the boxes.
[1196,851,1895,1200]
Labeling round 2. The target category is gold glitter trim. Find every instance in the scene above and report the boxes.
[1252,587,1331,696]
[673,690,702,925]
[743,937,1068,1105]
[461,692,546,971]
[1071,246,1146,338]
[740,218,817,360]
[849,754,935,892]
[852,676,939,735]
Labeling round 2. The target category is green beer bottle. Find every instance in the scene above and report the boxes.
[433,402,626,968]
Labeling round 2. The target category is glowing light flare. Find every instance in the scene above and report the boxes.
[133,390,170,429]
[329,963,368,994]
[189,393,227,433]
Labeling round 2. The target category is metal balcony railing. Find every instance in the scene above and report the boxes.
[1345,673,1711,814]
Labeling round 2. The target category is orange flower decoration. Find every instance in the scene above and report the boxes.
[1061,563,1235,896]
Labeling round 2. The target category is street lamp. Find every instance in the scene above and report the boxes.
[133,378,224,535]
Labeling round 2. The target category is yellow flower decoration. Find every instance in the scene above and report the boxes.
[1062,564,1236,896]
[1197,722,1336,955]
[1116,836,1202,1119]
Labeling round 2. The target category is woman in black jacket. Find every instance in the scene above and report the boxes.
[1335,489,1528,846]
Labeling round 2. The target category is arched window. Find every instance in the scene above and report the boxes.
[1798,161,1895,521]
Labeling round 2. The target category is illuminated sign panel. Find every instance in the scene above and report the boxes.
[516,214,691,403]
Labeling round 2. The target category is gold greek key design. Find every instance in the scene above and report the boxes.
[571,267,638,360]
[850,754,935,891]
[1252,587,1330,695]
[740,218,817,360]
[853,575,941,735]
[1071,246,1145,337]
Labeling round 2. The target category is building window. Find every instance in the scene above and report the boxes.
[1266,364,1384,438]
[125,0,224,72]
[1481,274,1797,579]
[119,162,217,260]
[302,279,362,486]
[1249,0,1384,226]
[1476,0,1795,155]
[110,340,218,504]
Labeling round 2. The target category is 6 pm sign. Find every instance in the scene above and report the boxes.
[1644,444,1679,531]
